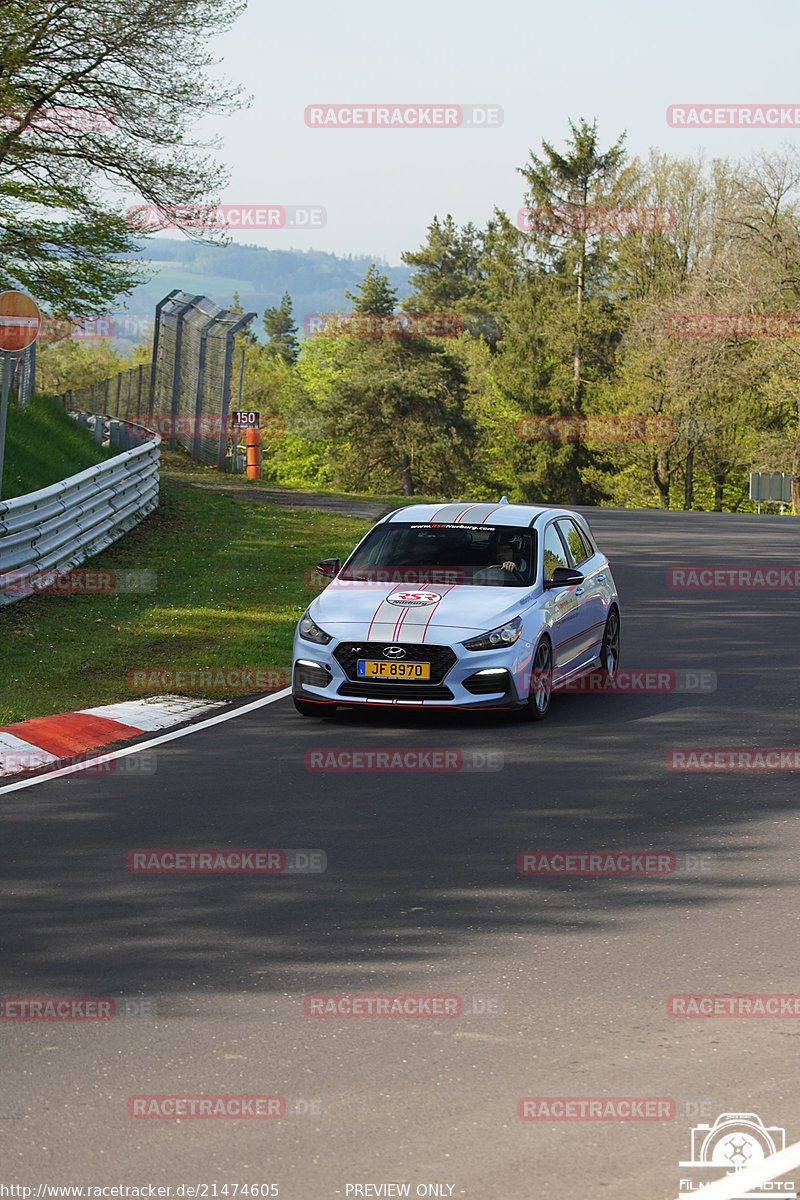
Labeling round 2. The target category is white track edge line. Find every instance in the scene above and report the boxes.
[0,688,293,796]
[671,1137,800,1199]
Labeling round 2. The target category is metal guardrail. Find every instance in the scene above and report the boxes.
[0,416,160,606]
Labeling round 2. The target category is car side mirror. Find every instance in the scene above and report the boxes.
[544,566,584,589]
[316,558,341,578]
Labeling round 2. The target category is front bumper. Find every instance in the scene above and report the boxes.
[292,634,533,710]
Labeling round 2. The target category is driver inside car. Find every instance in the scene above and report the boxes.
[496,540,522,573]
[473,538,526,582]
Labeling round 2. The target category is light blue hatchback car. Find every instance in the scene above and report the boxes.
[292,500,620,720]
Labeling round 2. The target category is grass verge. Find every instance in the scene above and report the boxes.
[1,394,112,500]
[0,480,372,724]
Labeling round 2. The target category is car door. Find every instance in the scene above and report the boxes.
[541,520,584,677]
[555,517,607,663]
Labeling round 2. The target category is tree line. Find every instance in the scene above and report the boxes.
[232,122,800,511]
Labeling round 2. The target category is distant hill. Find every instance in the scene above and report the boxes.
[114,238,414,346]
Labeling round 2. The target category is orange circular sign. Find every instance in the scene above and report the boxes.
[0,291,42,351]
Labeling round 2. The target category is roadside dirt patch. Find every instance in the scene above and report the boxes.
[161,473,393,521]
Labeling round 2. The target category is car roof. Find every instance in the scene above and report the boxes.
[380,501,565,528]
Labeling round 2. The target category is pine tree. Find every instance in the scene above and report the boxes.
[345,264,397,314]
[263,292,299,363]
[516,119,629,501]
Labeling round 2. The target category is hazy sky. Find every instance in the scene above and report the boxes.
[175,0,800,264]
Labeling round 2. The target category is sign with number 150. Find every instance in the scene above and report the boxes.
[232,410,260,427]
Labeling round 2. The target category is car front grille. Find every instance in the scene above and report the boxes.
[333,642,458,685]
[337,681,454,701]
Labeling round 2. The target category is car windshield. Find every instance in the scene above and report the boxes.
[339,523,537,587]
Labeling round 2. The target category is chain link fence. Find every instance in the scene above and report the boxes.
[63,363,150,422]
[3,342,37,407]
[149,290,256,468]
[59,291,256,469]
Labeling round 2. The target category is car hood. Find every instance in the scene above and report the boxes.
[308,580,534,641]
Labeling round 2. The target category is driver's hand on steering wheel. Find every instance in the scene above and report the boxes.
[500,560,517,572]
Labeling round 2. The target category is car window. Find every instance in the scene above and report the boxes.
[339,523,538,587]
[542,523,569,580]
[556,518,593,566]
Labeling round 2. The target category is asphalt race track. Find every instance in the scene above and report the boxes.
[2,507,799,1198]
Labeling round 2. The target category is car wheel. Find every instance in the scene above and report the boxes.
[521,636,552,722]
[600,607,621,678]
[293,696,337,718]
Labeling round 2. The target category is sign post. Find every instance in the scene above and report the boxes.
[232,409,259,475]
[0,291,42,499]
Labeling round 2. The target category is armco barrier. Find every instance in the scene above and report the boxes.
[0,418,159,606]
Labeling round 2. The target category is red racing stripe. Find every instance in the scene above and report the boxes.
[392,606,410,640]
[420,583,458,641]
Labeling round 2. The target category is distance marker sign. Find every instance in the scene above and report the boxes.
[0,291,42,352]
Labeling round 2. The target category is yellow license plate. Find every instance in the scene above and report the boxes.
[357,659,431,680]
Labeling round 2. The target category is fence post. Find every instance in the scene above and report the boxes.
[149,289,179,419]
[169,294,203,451]
[115,373,122,416]
[16,348,26,409]
[16,345,29,407]
[29,340,36,403]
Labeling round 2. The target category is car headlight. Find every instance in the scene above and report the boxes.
[462,616,523,652]
[298,612,333,645]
